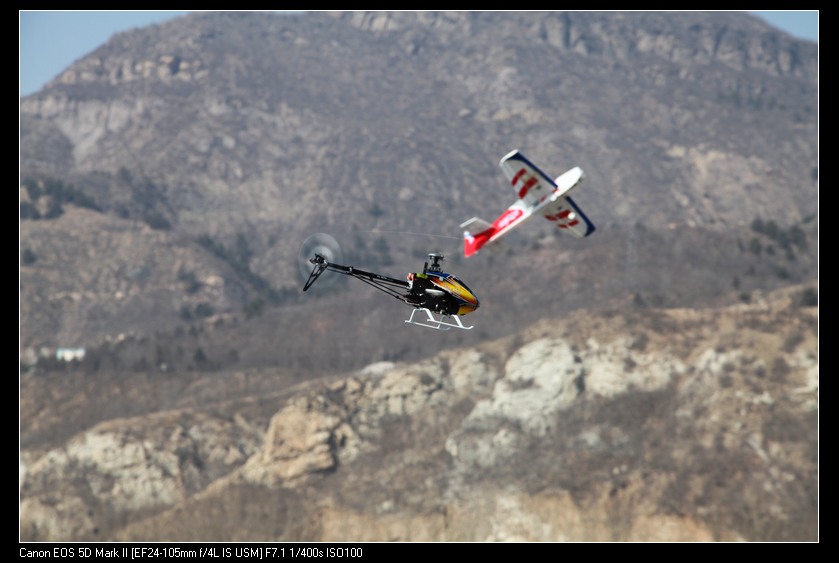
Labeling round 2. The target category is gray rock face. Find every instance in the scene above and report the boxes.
[20,410,263,540]
[20,287,818,541]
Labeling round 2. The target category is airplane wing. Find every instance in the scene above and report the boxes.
[501,149,595,238]
[499,150,559,207]
[540,195,596,238]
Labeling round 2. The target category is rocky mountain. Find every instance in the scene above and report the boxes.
[20,286,818,541]
[20,11,818,376]
[20,11,818,542]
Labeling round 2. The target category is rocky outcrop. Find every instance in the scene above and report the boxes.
[331,11,816,78]
[20,410,262,541]
[20,288,818,541]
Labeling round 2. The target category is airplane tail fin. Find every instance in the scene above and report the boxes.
[461,217,494,258]
[463,234,483,258]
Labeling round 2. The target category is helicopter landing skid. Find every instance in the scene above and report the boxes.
[405,308,473,331]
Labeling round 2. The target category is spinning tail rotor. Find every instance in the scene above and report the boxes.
[298,233,344,291]
[302,253,328,292]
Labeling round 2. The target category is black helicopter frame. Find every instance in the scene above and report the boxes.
[302,253,474,330]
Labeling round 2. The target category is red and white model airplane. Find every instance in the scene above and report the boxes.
[461,150,596,257]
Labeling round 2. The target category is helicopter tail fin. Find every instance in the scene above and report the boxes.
[461,217,494,258]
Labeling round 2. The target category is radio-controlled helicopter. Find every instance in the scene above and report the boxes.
[302,250,479,331]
